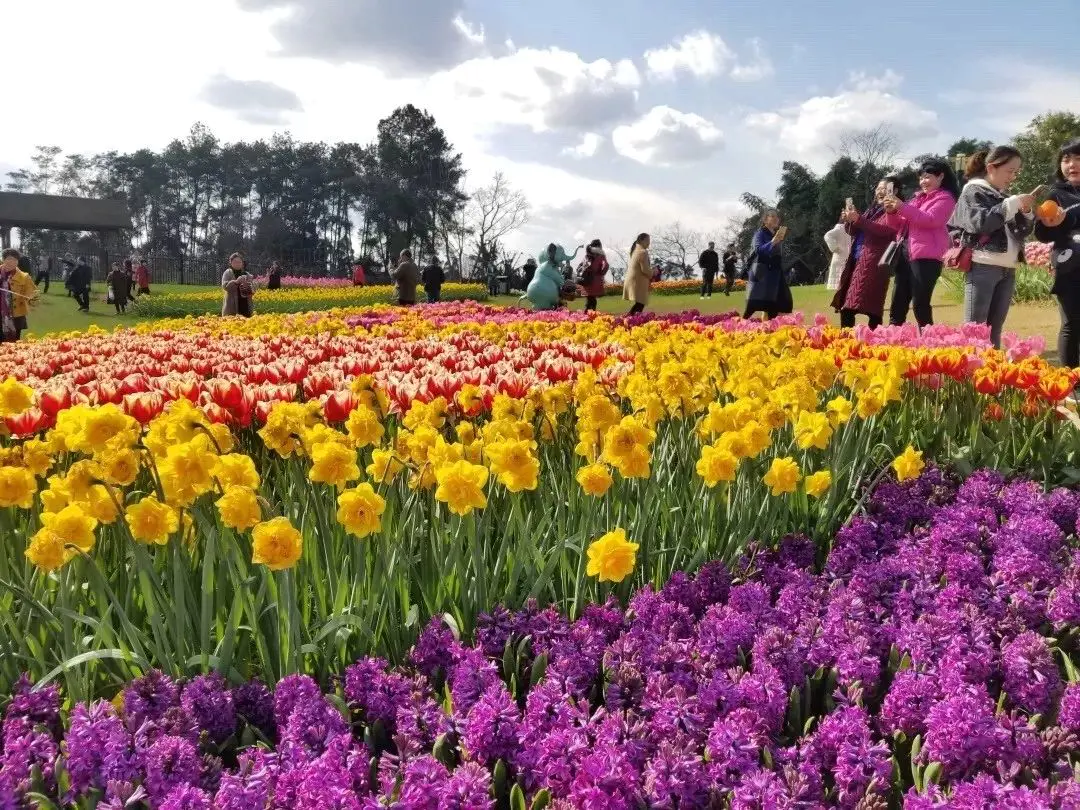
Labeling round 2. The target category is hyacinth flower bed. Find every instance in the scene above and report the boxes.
[6,467,1080,808]
[2,303,1080,705]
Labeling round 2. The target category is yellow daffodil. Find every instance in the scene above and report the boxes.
[434,460,489,516]
[308,441,360,490]
[763,457,801,496]
[576,463,614,497]
[696,444,739,488]
[586,528,639,583]
[805,470,833,499]
[0,466,37,509]
[336,484,386,539]
[0,377,34,417]
[794,411,833,451]
[217,486,263,531]
[485,438,540,493]
[213,454,261,489]
[251,516,303,571]
[126,497,180,545]
[892,446,925,483]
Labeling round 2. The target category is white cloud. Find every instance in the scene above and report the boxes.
[645,31,734,81]
[731,39,774,82]
[441,48,641,133]
[563,133,604,159]
[613,106,724,166]
[744,73,938,166]
[941,59,1080,136]
[847,69,904,93]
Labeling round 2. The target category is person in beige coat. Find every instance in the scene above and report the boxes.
[392,249,420,305]
[623,233,652,315]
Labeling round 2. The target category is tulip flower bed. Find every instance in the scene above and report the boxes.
[251,275,355,289]
[131,283,488,319]
[0,303,1079,708]
[5,467,1080,809]
[603,278,746,297]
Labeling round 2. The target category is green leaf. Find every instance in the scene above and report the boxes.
[923,762,942,791]
[530,789,552,810]
[36,649,149,689]
[510,784,527,810]
[529,653,548,689]
[493,760,509,799]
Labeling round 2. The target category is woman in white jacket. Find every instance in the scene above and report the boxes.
[823,219,850,290]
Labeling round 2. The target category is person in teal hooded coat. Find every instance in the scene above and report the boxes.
[524,243,580,310]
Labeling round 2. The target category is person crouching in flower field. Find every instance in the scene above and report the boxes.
[222,252,256,318]
[525,243,580,311]
[0,248,37,341]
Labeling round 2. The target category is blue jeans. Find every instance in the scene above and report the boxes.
[964,263,1015,349]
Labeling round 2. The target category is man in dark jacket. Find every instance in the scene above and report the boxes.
[722,243,738,296]
[422,257,445,303]
[698,242,720,299]
[71,257,93,312]
[392,249,420,305]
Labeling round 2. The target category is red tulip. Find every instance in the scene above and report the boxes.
[5,407,49,437]
[323,390,357,423]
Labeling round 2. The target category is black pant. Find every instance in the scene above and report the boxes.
[74,289,90,310]
[840,309,882,329]
[585,296,598,311]
[35,271,49,293]
[426,287,441,303]
[890,258,941,327]
[628,302,645,315]
[701,271,715,297]
[744,305,778,320]
[1057,280,1080,368]
[723,266,735,295]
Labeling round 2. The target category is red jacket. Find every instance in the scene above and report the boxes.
[135,264,149,288]
[831,210,904,318]
[579,254,608,296]
[352,265,366,286]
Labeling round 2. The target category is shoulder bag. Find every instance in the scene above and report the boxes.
[879,226,907,275]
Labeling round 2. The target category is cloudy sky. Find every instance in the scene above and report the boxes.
[6,0,1079,252]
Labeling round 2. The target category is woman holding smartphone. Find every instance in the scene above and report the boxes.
[743,209,792,320]
[832,176,906,329]
[948,147,1035,349]
[886,158,960,327]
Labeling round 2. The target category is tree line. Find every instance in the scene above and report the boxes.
[5,105,531,279]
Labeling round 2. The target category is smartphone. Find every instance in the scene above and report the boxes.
[776,225,789,239]
[1030,184,1049,198]
[845,197,855,210]
[885,181,895,196]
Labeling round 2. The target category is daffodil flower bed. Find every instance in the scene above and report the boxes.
[0,304,1078,704]
[130,283,488,319]
[4,468,1080,808]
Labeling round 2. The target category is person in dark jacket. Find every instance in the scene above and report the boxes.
[722,244,738,295]
[267,261,283,290]
[34,255,52,294]
[71,257,93,312]
[743,210,791,320]
[578,239,608,311]
[832,177,906,329]
[422,257,445,303]
[107,262,132,314]
[393,249,420,305]
[698,242,720,299]
[1034,138,1080,368]
[948,147,1035,349]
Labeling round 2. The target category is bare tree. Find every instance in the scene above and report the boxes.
[836,124,901,169]
[652,221,706,279]
[469,172,531,266]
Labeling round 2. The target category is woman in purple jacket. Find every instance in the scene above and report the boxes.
[886,158,960,327]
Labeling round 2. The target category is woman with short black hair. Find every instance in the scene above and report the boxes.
[1035,138,1080,368]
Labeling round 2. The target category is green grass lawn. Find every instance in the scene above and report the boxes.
[22,280,1062,361]
[496,282,1062,355]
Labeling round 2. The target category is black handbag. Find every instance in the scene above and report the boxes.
[879,229,906,275]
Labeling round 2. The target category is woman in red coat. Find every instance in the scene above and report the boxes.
[832,177,906,328]
[578,238,608,312]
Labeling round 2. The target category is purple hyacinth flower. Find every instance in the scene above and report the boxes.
[122,669,180,732]
[181,672,237,745]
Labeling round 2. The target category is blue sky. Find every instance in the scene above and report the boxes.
[4,0,1077,254]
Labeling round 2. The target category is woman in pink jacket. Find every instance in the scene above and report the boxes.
[886,158,960,327]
